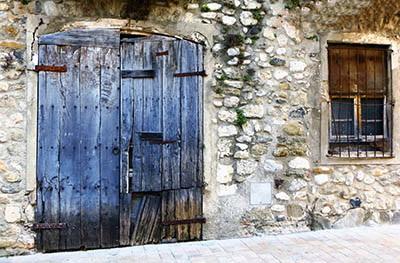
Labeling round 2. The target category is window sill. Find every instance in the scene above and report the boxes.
[319,154,400,165]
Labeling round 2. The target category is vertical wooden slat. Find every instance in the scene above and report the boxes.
[180,41,199,188]
[36,44,47,251]
[375,50,384,93]
[80,46,101,249]
[357,49,367,94]
[58,46,81,250]
[41,45,61,252]
[197,44,204,188]
[120,42,134,245]
[172,41,182,190]
[366,49,376,93]
[348,49,358,94]
[131,42,144,192]
[328,49,340,94]
[176,189,190,241]
[142,41,162,192]
[161,40,180,191]
[100,48,121,248]
[195,187,203,240]
[340,48,349,94]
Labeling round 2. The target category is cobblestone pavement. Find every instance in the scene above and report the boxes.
[3,225,400,263]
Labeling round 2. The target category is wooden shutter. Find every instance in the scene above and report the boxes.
[328,44,388,95]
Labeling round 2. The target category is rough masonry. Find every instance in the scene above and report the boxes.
[1,0,400,256]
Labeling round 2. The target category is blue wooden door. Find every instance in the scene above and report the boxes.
[36,31,204,251]
[36,30,121,251]
[120,36,204,245]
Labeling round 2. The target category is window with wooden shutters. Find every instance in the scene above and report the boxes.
[327,43,393,158]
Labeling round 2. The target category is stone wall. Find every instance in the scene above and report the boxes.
[1,0,400,256]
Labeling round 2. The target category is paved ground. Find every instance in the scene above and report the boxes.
[2,225,400,263]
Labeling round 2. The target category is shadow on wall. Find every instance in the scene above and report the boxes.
[76,0,186,20]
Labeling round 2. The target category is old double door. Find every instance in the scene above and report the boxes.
[36,30,204,252]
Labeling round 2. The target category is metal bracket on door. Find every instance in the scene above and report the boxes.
[32,223,67,230]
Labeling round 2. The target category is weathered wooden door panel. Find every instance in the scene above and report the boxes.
[36,32,121,251]
[120,37,204,246]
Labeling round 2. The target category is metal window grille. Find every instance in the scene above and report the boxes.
[327,43,393,158]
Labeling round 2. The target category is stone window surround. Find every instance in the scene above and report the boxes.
[24,17,217,194]
[320,32,400,165]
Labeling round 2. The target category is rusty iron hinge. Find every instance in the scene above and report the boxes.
[35,65,67,72]
[173,70,207,77]
[156,51,169,56]
[162,218,206,226]
[32,223,67,230]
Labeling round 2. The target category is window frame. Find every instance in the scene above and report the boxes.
[319,33,400,165]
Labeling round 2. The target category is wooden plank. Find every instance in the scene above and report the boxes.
[58,45,81,251]
[348,49,358,94]
[140,41,161,192]
[41,45,61,252]
[176,189,189,241]
[36,44,47,251]
[374,50,385,94]
[39,29,120,48]
[161,190,176,241]
[180,40,199,188]
[195,187,203,240]
[100,48,120,248]
[357,48,367,94]
[148,41,162,192]
[340,48,349,95]
[366,49,376,93]
[328,48,340,95]
[130,195,147,245]
[120,42,134,245]
[131,195,161,245]
[130,41,144,192]
[162,40,180,190]
[145,195,161,243]
[120,42,135,194]
[121,70,155,79]
[80,46,101,249]
[119,193,131,246]
[197,44,204,188]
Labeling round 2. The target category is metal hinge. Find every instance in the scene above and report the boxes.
[173,70,207,77]
[32,223,67,230]
[156,51,168,56]
[35,65,67,72]
[161,217,206,226]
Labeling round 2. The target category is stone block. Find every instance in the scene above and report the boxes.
[283,122,304,136]
[218,125,238,137]
[250,182,272,205]
[217,184,237,196]
[288,157,310,169]
[237,159,257,175]
[332,208,365,229]
[314,174,329,186]
[263,159,283,173]
[275,192,290,201]
[5,205,20,223]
